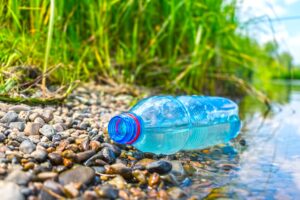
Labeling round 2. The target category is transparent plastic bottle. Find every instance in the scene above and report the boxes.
[108,96,241,155]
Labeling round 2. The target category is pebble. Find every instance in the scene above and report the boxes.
[48,153,63,165]
[19,140,36,154]
[5,170,32,185]
[39,125,56,139]
[41,110,54,123]
[105,163,132,179]
[39,180,64,200]
[146,160,172,174]
[133,170,147,184]
[0,111,18,123]
[0,181,24,200]
[9,122,25,131]
[148,172,160,187]
[108,175,127,189]
[24,123,41,135]
[170,161,185,176]
[37,172,58,180]
[58,166,95,185]
[31,149,48,162]
[95,185,119,199]
[9,105,30,112]
[167,187,186,199]
[0,133,6,142]
[100,147,116,164]
[64,183,80,198]
[76,150,96,163]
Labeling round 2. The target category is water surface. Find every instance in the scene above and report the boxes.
[186,80,300,199]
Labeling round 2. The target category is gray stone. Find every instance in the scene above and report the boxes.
[31,149,48,162]
[0,181,24,200]
[0,133,6,142]
[0,111,18,123]
[39,125,56,138]
[41,110,54,123]
[39,180,64,200]
[146,160,172,174]
[5,170,32,185]
[9,122,25,131]
[170,161,185,176]
[24,122,41,135]
[19,140,36,154]
[9,105,30,112]
[58,166,95,185]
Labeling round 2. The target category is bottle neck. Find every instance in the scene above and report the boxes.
[108,112,141,144]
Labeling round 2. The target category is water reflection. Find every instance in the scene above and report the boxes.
[187,80,300,199]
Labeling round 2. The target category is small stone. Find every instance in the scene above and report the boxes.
[41,110,54,123]
[135,158,155,167]
[53,123,64,132]
[76,150,96,163]
[19,140,36,154]
[33,117,45,126]
[48,153,63,165]
[105,163,132,179]
[9,122,25,131]
[83,190,98,200]
[170,161,185,176]
[23,162,35,170]
[148,172,160,187]
[0,111,18,123]
[100,147,116,164]
[239,139,246,146]
[39,180,64,200]
[167,187,186,199]
[61,150,76,160]
[37,172,58,180]
[146,160,172,174]
[101,143,121,157]
[0,181,24,200]
[0,133,6,142]
[63,158,73,168]
[58,166,95,185]
[133,170,147,184]
[158,190,169,200]
[108,175,127,189]
[9,105,30,112]
[39,125,56,139]
[5,170,32,185]
[89,140,101,151]
[64,182,80,198]
[24,123,41,135]
[95,185,118,199]
[31,149,48,162]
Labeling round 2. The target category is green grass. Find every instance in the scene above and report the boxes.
[0,0,292,101]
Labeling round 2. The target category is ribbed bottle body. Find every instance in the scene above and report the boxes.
[110,95,240,154]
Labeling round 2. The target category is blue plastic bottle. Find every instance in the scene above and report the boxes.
[108,96,241,155]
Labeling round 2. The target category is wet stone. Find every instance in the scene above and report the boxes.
[146,160,172,174]
[9,122,25,131]
[19,140,36,154]
[48,153,63,165]
[102,143,121,157]
[0,111,18,123]
[37,172,58,181]
[108,175,127,189]
[100,147,116,164]
[58,166,95,185]
[0,181,25,200]
[95,185,119,199]
[105,163,132,179]
[39,125,56,139]
[148,172,160,187]
[167,187,187,199]
[76,150,96,163]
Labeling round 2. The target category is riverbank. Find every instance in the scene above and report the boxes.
[0,82,244,200]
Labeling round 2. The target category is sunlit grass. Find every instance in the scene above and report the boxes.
[0,0,291,100]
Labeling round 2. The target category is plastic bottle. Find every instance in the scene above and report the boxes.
[108,96,241,155]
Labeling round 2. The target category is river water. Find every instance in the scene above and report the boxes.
[186,80,300,199]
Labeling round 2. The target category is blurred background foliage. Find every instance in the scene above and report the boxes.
[0,0,297,101]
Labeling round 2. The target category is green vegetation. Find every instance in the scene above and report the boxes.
[0,0,295,102]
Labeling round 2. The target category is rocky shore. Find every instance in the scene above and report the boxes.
[0,83,241,200]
